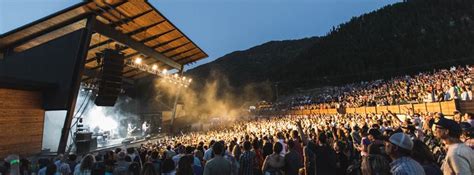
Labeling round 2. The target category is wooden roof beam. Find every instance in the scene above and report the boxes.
[142,29,177,44]
[166,46,195,59]
[108,9,154,27]
[176,52,201,63]
[89,19,165,50]
[151,35,184,49]
[92,20,182,70]
[160,41,191,55]
[179,52,202,64]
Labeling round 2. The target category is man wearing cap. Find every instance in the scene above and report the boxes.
[384,132,425,175]
[434,118,474,174]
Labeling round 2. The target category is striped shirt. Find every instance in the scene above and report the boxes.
[390,156,425,175]
[240,151,256,175]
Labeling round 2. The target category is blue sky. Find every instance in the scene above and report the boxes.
[0,0,400,70]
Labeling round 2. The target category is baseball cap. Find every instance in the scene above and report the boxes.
[368,128,381,138]
[388,132,414,151]
[434,118,462,135]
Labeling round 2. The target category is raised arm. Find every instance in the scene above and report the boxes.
[296,120,308,145]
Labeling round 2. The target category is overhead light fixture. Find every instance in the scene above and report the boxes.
[134,57,142,64]
[124,59,192,87]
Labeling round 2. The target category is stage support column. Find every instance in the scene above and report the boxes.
[170,65,184,134]
[58,16,95,154]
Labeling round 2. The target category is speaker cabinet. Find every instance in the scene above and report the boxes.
[95,49,124,106]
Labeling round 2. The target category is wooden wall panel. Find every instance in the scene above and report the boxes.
[377,106,389,114]
[458,101,474,113]
[346,108,356,114]
[327,109,337,114]
[440,101,457,115]
[426,102,441,113]
[413,103,427,114]
[355,107,366,114]
[366,106,377,114]
[0,88,44,158]
[387,106,400,114]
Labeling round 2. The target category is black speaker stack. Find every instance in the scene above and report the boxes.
[94,49,124,106]
[75,132,92,154]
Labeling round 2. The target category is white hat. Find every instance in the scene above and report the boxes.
[389,132,413,151]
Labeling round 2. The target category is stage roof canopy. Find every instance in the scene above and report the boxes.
[0,0,208,81]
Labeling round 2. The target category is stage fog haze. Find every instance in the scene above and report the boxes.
[152,69,272,123]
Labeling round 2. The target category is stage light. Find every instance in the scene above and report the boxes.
[123,57,195,86]
[134,57,142,64]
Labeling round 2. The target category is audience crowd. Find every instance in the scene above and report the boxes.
[2,111,474,175]
[262,65,472,111]
[2,65,474,175]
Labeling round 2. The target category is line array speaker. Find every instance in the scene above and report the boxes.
[95,49,124,106]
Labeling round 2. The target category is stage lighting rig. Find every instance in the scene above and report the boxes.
[125,57,192,87]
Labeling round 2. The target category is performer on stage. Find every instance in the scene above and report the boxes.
[142,121,150,136]
[127,122,136,137]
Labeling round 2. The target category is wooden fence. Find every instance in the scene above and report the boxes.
[263,100,473,116]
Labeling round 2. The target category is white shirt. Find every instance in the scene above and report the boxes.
[441,143,474,175]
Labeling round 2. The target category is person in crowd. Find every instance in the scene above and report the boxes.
[149,151,162,174]
[384,132,425,175]
[46,163,57,175]
[162,153,176,175]
[66,154,78,173]
[411,140,442,175]
[284,139,303,175]
[262,142,285,175]
[252,139,265,175]
[141,162,157,175]
[2,154,20,175]
[232,144,242,163]
[74,154,95,175]
[129,161,141,175]
[361,143,390,175]
[459,122,474,149]
[194,149,205,175]
[114,151,132,175]
[173,145,186,168]
[262,136,274,158]
[434,118,474,174]
[223,141,239,175]
[203,142,232,175]
[333,141,349,175]
[314,133,337,175]
[240,141,256,175]
[465,112,474,127]
[203,140,215,162]
[357,127,371,157]
[19,158,31,175]
[176,155,194,175]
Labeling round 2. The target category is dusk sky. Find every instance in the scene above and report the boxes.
[0,0,400,70]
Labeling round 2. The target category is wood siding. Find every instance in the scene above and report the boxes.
[0,88,44,158]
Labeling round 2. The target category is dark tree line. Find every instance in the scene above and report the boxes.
[187,0,474,101]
